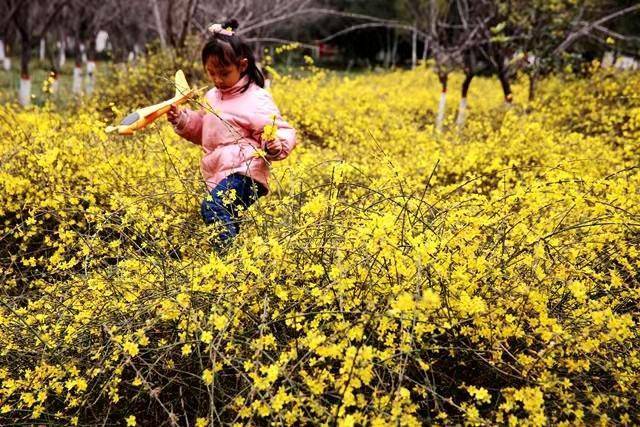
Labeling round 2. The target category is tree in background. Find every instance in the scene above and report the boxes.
[1,0,639,109]
[9,0,69,105]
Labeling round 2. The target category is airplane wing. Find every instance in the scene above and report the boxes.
[134,102,167,119]
[174,70,191,98]
[133,71,192,119]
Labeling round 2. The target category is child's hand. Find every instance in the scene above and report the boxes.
[167,104,182,125]
[264,138,283,156]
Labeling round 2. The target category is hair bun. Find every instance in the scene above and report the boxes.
[223,19,240,31]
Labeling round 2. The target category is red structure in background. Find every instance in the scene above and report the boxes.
[315,42,338,60]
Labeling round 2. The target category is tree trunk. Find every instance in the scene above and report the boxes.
[39,38,45,61]
[178,0,199,48]
[84,35,96,95]
[46,35,59,94]
[411,24,417,68]
[74,36,83,67]
[151,0,166,49]
[58,35,66,69]
[46,35,58,72]
[391,30,398,68]
[19,33,30,78]
[19,31,31,106]
[253,41,260,62]
[498,68,512,103]
[19,76,31,106]
[0,38,5,60]
[72,65,83,94]
[435,72,448,133]
[166,0,175,48]
[492,53,512,104]
[384,29,390,68]
[422,35,428,61]
[72,32,84,94]
[528,70,538,102]
[457,73,474,128]
[85,60,96,95]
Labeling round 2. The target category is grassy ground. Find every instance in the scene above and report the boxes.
[0,53,411,109]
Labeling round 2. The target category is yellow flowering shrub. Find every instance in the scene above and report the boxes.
[0,57,638,426]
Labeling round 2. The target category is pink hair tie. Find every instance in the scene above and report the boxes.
[208,23,234,36]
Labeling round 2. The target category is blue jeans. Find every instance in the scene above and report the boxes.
[201,173,267,250]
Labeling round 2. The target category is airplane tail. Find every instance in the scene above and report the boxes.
[174,70,191,98]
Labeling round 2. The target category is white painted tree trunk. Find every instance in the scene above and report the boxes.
[80,43,87,63]
[85,61,96,95]
[384,30,391,68]
[411,25,417,68]
[422,36,428,61]
[96,31,108,53]
[0,40,5,61]
[435,91,447,132]
[456,98,468,128]
[51,76,59,94]
[19,78,31,106]
[3,58,11,71]
[40,39,46,61]
[72,66,83,94]
[58,41,66,68]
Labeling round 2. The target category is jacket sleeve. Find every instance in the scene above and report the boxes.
[173,108,205,145]
[250,90,297,161]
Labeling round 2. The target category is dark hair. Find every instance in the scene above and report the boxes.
[201,19,265,92]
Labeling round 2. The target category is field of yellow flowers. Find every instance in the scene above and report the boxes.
[1,51,639,425]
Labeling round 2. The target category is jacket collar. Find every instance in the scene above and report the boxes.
[218,75,250,99]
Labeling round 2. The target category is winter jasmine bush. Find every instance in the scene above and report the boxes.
[0,58,638,425]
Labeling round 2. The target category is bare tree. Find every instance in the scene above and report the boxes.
[10,0,70,104]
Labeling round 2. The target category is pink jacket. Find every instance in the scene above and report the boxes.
[173,75,296,193]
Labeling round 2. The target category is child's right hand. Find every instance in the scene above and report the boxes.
[167,104,182,125]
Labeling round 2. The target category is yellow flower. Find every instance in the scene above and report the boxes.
[202,368,214,385]
[467,385,491,403]
[181,344,192,356]
[262,123,278,142]
[123,341,139,357]
[201,330,213,344]
[391,292,415,313]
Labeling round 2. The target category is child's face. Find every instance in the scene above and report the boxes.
[204,56,248,90]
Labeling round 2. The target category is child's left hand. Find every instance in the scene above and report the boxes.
[264,138,283,156]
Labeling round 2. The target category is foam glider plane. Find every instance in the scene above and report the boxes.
[105,70,206,135]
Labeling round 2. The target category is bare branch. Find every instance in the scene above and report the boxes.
[238,7,406,35]
[318,22,429,44]
[244,37,317,50]
[0,0,26,31]
[554,4,640,55]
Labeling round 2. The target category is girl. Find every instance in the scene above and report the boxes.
[167,19,296,253]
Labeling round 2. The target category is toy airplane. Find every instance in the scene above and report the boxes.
[106,70,206,135]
